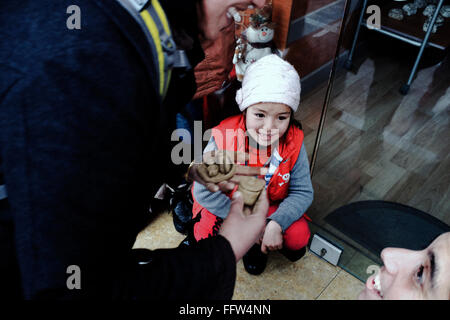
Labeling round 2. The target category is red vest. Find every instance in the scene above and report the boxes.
[193,114,304,211]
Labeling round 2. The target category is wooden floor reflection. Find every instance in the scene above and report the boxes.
[298,49,450,230]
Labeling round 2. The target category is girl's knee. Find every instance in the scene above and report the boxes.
[283,219,311,251]
[193,210,223,241]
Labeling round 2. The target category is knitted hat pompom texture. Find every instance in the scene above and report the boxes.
[235,54,301,112]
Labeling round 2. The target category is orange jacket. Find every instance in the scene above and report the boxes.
[202,114,304,204]
[193,24,235,99]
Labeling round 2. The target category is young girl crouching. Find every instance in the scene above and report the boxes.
[192,54,314,275]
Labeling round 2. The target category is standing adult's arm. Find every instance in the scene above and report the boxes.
[0,2,248,297]
[0,45,245,299]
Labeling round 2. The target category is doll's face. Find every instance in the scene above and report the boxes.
[246,25,274,43]
[245,102,291,147]
[359,232,450,300]
[197,0,267,40]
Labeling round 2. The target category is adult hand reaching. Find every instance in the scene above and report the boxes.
[219,189,269,261]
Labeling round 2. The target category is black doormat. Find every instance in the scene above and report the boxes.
[325,201,450,256]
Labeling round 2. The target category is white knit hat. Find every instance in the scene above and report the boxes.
[235,54,301,112]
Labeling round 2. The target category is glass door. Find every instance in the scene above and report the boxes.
[296,0,450,281]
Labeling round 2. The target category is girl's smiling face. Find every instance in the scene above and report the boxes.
[245,102,291,147]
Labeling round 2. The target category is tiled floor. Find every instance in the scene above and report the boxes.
[133,210,365,300]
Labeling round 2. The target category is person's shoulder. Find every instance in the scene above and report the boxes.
[1,0,131,71]
[279,123,304,163]
[286,122,304,143]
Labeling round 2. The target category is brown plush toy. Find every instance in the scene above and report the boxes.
[197,150,237,183]
[237,176,266,207]
[196,150,266,207]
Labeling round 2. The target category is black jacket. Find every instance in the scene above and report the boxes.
[0,0,236,299]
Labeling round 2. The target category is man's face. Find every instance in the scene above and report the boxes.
[197,0,267,40]
[359,232,450,300]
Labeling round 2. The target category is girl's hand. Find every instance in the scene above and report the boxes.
[261,220,283,254]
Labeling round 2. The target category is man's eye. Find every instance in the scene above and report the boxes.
[415,265,424,284]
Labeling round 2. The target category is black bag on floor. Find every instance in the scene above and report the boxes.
[167,183,195,235]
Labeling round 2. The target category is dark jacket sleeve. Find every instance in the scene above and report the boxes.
[121,236,236,300]
[0,0,235,300]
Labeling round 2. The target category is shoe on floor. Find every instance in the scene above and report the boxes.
[243,244,268,275]
[280,246,307,262]
[178,233,197,248]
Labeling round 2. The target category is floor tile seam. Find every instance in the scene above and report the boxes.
[314,268,341,300]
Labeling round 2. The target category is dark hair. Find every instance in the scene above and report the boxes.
[290,113,303,130]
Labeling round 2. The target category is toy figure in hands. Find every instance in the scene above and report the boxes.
[233,5,278,81]
[195,149,266,207]
[187,149,268,195]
